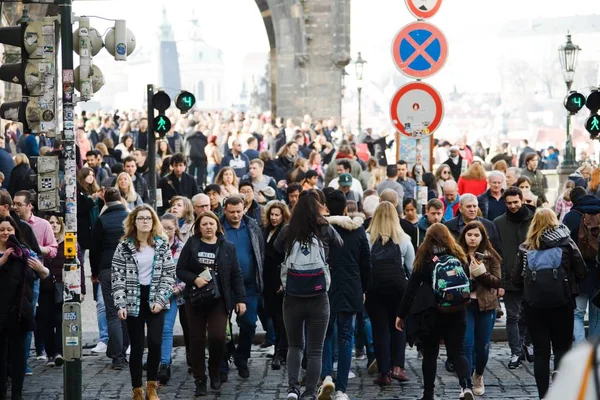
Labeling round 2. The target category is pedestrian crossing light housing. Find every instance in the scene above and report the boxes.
[586,90,600,113]
[564,91,585,114]
[175,91,196,113]
[586,115,600,139]
[153,115,171,137]
[152,90,171,138]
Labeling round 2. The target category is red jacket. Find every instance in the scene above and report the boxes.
[457,177,488,196]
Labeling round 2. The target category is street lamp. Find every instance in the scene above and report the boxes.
[354,52,366,136]
[558,33,581,169]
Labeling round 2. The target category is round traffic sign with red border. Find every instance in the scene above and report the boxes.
[391,21,448,79]
[405,0,443,19]
[390,82,444,138]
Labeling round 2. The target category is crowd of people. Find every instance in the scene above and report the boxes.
[1,109,600,400]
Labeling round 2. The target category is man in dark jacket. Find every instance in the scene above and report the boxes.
[493,186,534,369]
[158,153,200,214]
[238,182,263,228]
[477,171,506,221]
[320,190,370,396]
[417,199,444,247]
[442,146,464,182]
[136,118,149,151]
[562,187,600,344]
[220,196,264,379]
[221,139,250,178]
[444,193,502,252]
[89,188,130,370]
[185,129,208,190]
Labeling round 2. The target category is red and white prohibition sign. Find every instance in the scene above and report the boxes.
[390,81,444,138]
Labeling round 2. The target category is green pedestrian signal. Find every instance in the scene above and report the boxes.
[175,91,196,113]
[153,115,171,137]
[564,91,585,114]
[586,114,600,139]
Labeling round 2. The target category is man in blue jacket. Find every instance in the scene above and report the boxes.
[563,187,600,344]
[221,139,250,178]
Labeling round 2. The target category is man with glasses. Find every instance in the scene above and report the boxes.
[191,193,211,218]
[221,139,250,178]
[13,190,58,376]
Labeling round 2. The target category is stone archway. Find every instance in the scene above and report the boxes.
[255,0,351,121]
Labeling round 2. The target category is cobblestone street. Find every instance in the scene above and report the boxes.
[22,344,540,399]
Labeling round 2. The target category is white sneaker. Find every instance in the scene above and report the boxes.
[472,372,485,395]
[347,370,356,379]
[317,376,335,400]
[36,352,47,361]
[461,388,475,400]
[332,391,350,400]
[90,341,107,354]
[126,345,131,356]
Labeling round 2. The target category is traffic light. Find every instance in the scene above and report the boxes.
[152,90,171,138]
[175,91,196,113]
[73,17,104,101]
[586,115,600,139]
[564,91,586,114]
[587,90,600,113]
[0,17,58,136]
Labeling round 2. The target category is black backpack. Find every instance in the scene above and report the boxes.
[369,238,406,294]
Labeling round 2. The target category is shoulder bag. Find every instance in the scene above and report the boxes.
[189,244,221,307]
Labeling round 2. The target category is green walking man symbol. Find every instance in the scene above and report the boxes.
[592,116,600,131]
[157,117,167,131]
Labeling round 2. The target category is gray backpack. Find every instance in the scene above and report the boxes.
[281,236,330,296]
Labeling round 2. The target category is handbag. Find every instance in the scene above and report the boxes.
[54,278,64,304]
[189,245,221,307]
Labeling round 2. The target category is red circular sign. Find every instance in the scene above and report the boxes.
[390,82,444,138]
[405,0,443,19]
[391,21,448,79]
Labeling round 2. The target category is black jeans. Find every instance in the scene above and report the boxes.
[178,305,191,366]
[126,285,166,389]
[366,292,406,373]
[524,304,574,399]
[0,330,26,399]
[188,157,207,189]
[420,309,471,397]
[36,291,62,358]
[100,269,129,362]
[264,291,288,359]
[504,291,530,356]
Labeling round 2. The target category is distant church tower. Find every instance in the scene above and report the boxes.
[158,7,181,100]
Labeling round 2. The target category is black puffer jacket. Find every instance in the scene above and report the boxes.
[89,203,129,276]
[0,248,38,333]
[512,224,587,303]
[176,235,246,313]
[326,215,371,313]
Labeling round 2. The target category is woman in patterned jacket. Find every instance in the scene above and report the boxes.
[112,204,176,400]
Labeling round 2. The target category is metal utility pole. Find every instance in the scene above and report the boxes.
[60,0,83,398]
[147,84,157,208]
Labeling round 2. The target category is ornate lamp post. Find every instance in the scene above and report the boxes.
[354,52,366,135]
[558,33,581,169]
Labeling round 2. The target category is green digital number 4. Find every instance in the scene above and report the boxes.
[184,97,192,107]
[573,97,582,107]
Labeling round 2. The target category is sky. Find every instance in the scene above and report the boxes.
[71,0,600,103]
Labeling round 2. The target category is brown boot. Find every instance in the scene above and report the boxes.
[146,381,160,400]
[391,366,410,382]
[132,387,144,400]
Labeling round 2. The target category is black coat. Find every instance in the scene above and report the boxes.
[326,216,371,313]
[263,225,285,296]
[11,210,42,257]
[477,189,505,221]
[263,160,286,183]
[158,172,199,214]
[404,283,436,347]
[77,186,103,251]
[442,156,464,182]
[0,249,38,333]
[176,236,247,313]
[185,131,208,160]
[7,164,34,197]
[89,204,129,277]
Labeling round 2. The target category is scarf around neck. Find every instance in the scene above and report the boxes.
[443,194,460,221]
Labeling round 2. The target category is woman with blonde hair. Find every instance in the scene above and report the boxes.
[366,201,415,385]
[368,167,385,190]
[287,158,309,183]
[434,164,453,196]
[457,162,488,196]
[168,196,194,242]
[214,167,239,197]
[396,223,474,400]
[114,172,142,210]
[512,208,586,399]
[7,153,34,196]
[112,205,176,400]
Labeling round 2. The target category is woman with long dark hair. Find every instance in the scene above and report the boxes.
[396,223,474,400]
[77,167,104,253]
[512,208,586,399]
[112,205,175,400]
[279,191,342,400]
[0,215,49,399]
[262,201,291,371]
[458,221,502,396]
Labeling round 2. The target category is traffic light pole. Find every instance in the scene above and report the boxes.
[147,84,157,209]
[61,0,83,399]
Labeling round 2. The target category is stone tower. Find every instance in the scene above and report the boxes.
[158,7,181,100]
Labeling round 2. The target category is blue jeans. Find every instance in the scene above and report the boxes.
[322,312,355,393]
[464,301,496,375]
[207,163,219,184]
[161,297,179,365]
[97,283,109,344]
[233,286,258,368]
[25,279,40,364]
[574,294,600,344]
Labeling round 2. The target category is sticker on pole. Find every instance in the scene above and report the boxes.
[390,81,444,138]
[405,0,443,19]
[391,21,448,79]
